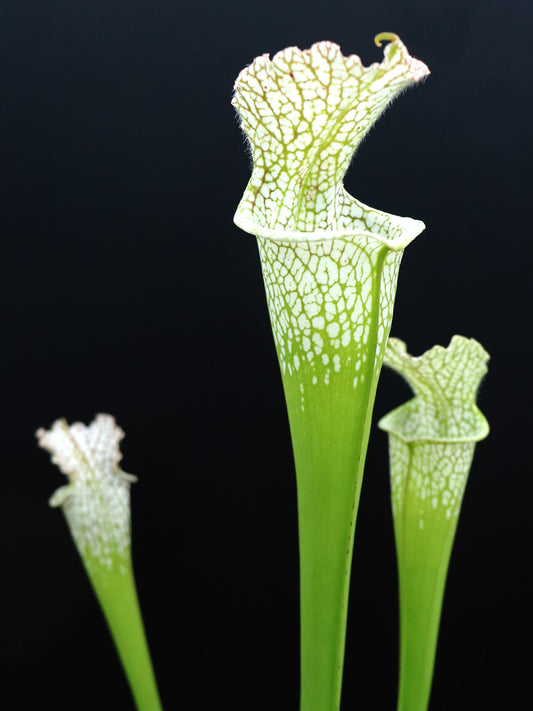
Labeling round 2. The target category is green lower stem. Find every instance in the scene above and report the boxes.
[292,394,376,711]
[86,557,164,711]
[395,523,458,711]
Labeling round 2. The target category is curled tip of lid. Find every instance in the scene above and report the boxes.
[374,32,399,48]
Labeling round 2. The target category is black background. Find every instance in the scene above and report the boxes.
[1,1,531,709]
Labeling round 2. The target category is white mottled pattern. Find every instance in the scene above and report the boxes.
[388,438,476,525]
[37,414,136,571]
[379,336,489,522]
[233,34,429,240]
[233,35,428,393]
[380,336,490,441]
[258,236,401,384]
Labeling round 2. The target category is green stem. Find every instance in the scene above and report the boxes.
[88,556,164,711]
[280,248,390,711]
[393,442,475,711]
[395,492,461,711]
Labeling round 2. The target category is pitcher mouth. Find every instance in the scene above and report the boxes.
[234,197,426,251]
